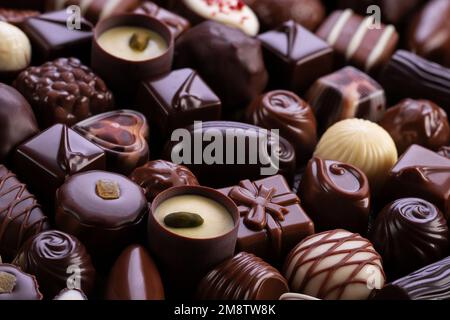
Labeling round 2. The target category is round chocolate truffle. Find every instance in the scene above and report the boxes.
[245,0,326,31]
[380,99,450,155]
[246,90,317,164]
[53,288,87,300]
[13,230,96,298]
[174,21,268,111]
[314,118,398,191]
[0,264,42,300]
[284,229,386,300]
[369,198,449,280]
[298,157,370,234]
[73,110,150,175]
[14,57,114,129]
[0,21,31,78]
[55,171,148,266]
[130,160,199,201]
[0,83,39,162]
[197,252,289,300]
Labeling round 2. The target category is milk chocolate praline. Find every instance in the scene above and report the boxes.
[0,264,43,300]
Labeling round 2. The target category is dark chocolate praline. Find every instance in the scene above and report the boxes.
[0,264,43,300]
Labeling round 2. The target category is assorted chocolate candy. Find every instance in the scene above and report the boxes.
[0,0,450,302]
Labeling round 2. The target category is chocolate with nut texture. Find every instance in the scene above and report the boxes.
[379,99,450,155]
[258,21,334,93]
[0,83,39,163]
[380,50,450,114]
[19,10,93,64]
[0,8,39,25]
[163,121,296,188]
[55,171,148,266]
[73,110,149,175]
[306,67,386,132]
[134,1,190,38]
[407,0,450,68]
[284,229,386,300]
[105,245,164,300]
[197,252,289,300]
[14,124,106,212]
[372,256,450,300]
[316,10,399,73]
[246,90,317,165]
[438,146,450,159]
[54,288,88,300]
[0,165,49,262]
[218,175,314,262]
[370,198,449,281]
[383,144,450,219]
[299,158,370,234]
[130,160,199,202]
[174,21,268,112]
[14,230,96,298]
[137,68,221,140]
[0,264,42,300]
[245,0,326,31]
[14,57,114,129]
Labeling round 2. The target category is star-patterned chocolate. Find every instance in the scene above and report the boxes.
[218,175,314,262]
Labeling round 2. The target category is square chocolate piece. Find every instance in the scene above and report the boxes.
[137,68,221,139]
[259,20,334,93]
[218,175,314,262]
[134,1,190,38]
[19,10,93,64]
[14,124,106,212]
[384,144,450,219]
[306,66,386,132]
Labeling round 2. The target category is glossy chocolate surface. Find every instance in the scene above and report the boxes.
[259,20,333,93]
[219,175,314,262]
[0,264,42,300]
[246,90,317,165]
[105,245,164,300]
[0,165,49,262]
[174,21,268,111]
[0,84,39,163]
[130,160,199,201]
[370,198,449,280]
[14,230,96,298]
[137,68,221,140]
[19,10,93,64]
[14,57,114,129]
[383,144,450,219]
[55,171,148,265]
[197,252,289,300]
[380,99,450,154]
[73,110,149,175]
[299,157,370,234]
[438,146,450,159]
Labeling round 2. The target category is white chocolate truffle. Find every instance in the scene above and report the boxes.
[314,118,397,190]
[279,293,320,300]
[284,229,385,300]
[54,289,87,300]
[184,0,259,36]
[0,22,31,72]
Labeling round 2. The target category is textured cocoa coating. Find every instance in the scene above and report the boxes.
[299,158,370,234]
[0,83,39,162]
[372,256,450,300]
[0,165,49,262]
[370,198,449,280]
[130,160,199,202]
[197,252,289,300]
[246,90,317,165]
[105,245,165,300]
[174,21,268,111]
[0,8,39,25]
[14,230,96,298]
[14,57,114,129]
[73,110,149,175]
[380,99,450,154]
[0,264,43,300]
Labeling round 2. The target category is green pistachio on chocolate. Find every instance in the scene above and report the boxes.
[164,212,204,228]
[129,32,151,52]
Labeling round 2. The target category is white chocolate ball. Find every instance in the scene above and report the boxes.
[0,22,31,72]
[284,229,386,300]
[314,118,397,190]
